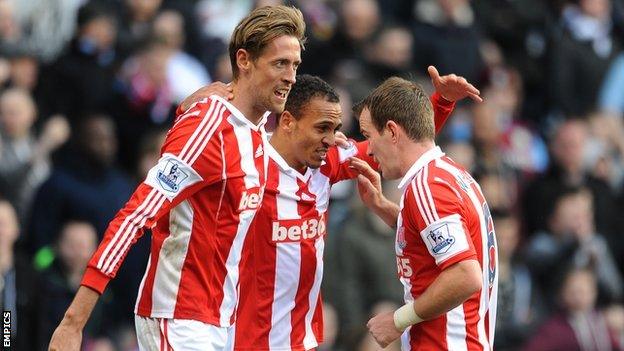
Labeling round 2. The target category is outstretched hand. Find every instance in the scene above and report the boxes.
[428,65,482,103]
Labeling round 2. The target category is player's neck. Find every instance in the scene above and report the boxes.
[269,134,307,175]
[399,139,436,176]
[229,82,267,125]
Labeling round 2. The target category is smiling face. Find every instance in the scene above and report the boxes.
[359,107,401,179]
[244,35,301,114]
[287,97,342,170]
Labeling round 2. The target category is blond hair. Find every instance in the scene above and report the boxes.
[229,5,306,79]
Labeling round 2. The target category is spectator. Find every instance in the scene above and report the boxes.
[0,88,69,221]
[27,114,146,326]
[117,0,162,60]
[37,0,119,123]
[411,0,483,85]
[525,187,623,303]
[550,0,621,117]
[28,114,132,253]
[523,266,620,350]
[522,119,618,238]
[152,9,210,103]
[113,39,176,171]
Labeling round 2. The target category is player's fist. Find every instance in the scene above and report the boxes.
[367,311,403,348]
[48,323,82,351]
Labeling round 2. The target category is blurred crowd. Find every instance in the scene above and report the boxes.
[0,0,624,350]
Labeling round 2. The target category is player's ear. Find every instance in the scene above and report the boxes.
[387,121,399,143]
[279,110,296,132]
[236,48,252,74]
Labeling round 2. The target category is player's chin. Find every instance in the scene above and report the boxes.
[307,158,323,169]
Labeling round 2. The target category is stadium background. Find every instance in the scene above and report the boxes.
[0,0,623,349]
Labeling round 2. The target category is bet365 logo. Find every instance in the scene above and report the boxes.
[238,188,262,212]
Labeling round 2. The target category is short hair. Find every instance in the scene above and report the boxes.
[229,6,306,80]
[283,74,339,121]
[359,77,434,141]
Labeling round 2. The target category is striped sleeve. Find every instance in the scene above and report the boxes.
[321,140,377,184]
[81,98,226,293]
[404,170,476,270]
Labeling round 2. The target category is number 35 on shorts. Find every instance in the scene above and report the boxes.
[397,257,413,278]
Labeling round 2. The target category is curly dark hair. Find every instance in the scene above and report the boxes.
[283,74,340,120]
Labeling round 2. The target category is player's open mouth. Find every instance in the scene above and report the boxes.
[274,89,289,101]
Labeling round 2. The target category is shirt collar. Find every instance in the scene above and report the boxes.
[266,142,313,181]
[211,95,270,131]
[398,146,445,192]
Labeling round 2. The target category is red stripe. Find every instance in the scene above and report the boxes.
[136,212,171,317]
[179,100,222,162]
[184,105,225,165]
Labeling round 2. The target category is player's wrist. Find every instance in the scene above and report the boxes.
[393,302,424,331]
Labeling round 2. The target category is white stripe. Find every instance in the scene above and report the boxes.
[269,242,300,349]
[437,159,493,350]
[308,172,330,213]
[151,200,194,314]
[184,104,225,165]
[105,195,167,274]
[178,99,220,159]
[220,132,226,180]
[176,109,200,123]
[422,166,439,221]
[97,189,158,269]
[230,117,261,188]
[412,178,431,226]
[417,170,435,224]
[446,305,468,351]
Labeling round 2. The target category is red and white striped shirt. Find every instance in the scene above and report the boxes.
[233,93,456,351]
[81,96,269,327]
[395,146,498,351]
[233,140,368,350]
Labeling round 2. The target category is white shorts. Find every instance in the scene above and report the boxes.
[135,315,235,351]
